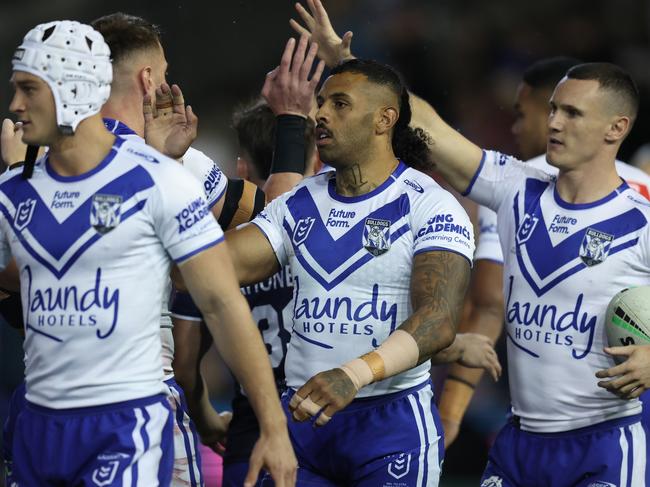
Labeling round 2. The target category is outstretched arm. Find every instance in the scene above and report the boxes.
[408,93,483,194]
[179,242,296,487]
[262,35,324,201]
[289,0,354,68]
[290,0,484,193]
[289,251,471,425]
[225,223,281,286]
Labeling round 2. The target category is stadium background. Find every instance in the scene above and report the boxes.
[0,1,648,485]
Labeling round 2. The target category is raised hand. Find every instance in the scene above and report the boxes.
[1,119,28,168]
[143,83,197,160]
[290,0,354,68]
[262,35,325,118]
[289,368,358,427]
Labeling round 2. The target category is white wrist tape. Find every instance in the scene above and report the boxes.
[340,330,420,389]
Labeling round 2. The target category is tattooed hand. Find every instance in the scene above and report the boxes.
[289,368,358,426]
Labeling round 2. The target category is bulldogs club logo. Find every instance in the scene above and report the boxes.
[90,194,122,234]
[579,228,613,267]
[363,218,390,256]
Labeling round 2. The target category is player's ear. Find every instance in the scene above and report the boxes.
[376,106,398,135]
[138,66,155,98]
[604,115,631,144]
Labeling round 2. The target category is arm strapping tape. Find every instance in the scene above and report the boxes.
[218,178,266,230]
[340,330,419,391]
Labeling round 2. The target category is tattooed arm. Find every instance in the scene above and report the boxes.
[401,251,470,362]
[289,251,470,426]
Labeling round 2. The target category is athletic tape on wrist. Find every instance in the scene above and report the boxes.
[340,330,420,389]
[271,115,306,174]
[360,351,386,382]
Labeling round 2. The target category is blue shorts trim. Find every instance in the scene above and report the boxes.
[165,378,204,487]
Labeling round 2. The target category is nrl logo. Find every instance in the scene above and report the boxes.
[14,198,36,231]
[387,453,411,480]
[579,228,613,267]
[363,218,390,256]
[293,217,315,246]
[90,194,122,234]
[91,460,120,486]
[516,213,538,244]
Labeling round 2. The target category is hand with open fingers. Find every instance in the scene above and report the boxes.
[262,35,325,118]
[1,118,28,168]
[290,0,354,68]
[289,368,358,427]
[456,333,502,382]
[596,345,650,399]
[244,429,297,487]
[143,83,197,160]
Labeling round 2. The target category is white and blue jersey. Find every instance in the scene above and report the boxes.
[104,117,226,383]
[474,154,650,265]
[252,161,474,396]
[0,135,224,409]
[253,162,473,486]
[467,150,650,433]
[104,118,223,486]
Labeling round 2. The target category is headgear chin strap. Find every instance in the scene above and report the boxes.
[12,20,112,134]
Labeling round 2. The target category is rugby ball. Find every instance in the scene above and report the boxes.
[606,287,650,352]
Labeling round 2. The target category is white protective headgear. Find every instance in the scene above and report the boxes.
[12,20,112,134]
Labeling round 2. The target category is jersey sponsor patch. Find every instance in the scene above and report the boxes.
[203,165,223,199]
[175,198,210,234]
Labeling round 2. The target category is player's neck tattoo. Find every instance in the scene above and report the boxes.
[337,164,376,195]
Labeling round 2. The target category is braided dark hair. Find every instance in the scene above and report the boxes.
[330,59,433,171]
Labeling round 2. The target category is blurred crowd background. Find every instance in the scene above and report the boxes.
[1,1,649,485]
